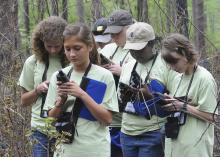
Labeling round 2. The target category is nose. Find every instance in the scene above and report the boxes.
[69,49,77,57]
[50,47,57,53]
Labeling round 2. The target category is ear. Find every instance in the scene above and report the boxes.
[88,44,93,52]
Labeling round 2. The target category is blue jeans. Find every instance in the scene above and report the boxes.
[31,130,55,157]
[110,127,123,157]
[120,129,164,157]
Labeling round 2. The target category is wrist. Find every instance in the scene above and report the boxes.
[34,86,41,95]
[79,91,87,100]
[55,103,62,108]
[181,102,187,112]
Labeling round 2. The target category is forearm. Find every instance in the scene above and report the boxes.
[80,92,112,125]
[48,97,67,118]
[21,88,39,107]
[48,106,62,118]
[186,105,214,122]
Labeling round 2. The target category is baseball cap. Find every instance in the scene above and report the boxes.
[124,22,155,50]
[92,18,111,43]
[104,10,133,34]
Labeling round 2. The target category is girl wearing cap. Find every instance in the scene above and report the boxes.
[118,22,170,157]
[161,33,217,157]
[18,16,68,157]
[44,23,118,157]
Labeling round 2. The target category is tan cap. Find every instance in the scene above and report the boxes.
[124,22,155,50]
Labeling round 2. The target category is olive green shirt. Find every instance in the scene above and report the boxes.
[44,64,119,157]
[119,54,170,135]
[18,55,63,130]
[165,66,217,157]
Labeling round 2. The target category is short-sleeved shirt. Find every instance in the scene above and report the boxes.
[18,55,63,129]
[100,43,133,66]
[165,66,217,157]
[119,54,170,135]
[44,64,119,157]
[100,43,135,127]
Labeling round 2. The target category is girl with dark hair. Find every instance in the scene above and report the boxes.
[161,33,217,157]
[44,23,118,157]
[18,16,68,157]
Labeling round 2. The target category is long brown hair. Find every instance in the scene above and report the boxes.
[162,33,199,64]
[63,23,100,65]
[32,16,68,66]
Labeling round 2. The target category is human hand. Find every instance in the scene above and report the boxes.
[57,81,86,99]
[55,96,67,108]
[102,63,111,69]
[107,64,122,76]
[35,80,49,94]
[138,84,153,101]
[162,98,185,112]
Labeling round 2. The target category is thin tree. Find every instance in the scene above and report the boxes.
[192,0,206,59]
[77,0,85,23]
[50,0,59,16]
[23,0,30,55]
[62,0,68,21]
[91,0,102,21]
[37,0,46,21]
[176,0,189,37]
[166,0,176,33]
[137,0,149,22]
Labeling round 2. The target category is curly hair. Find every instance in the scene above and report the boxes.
[31,16,68,66]
[63,23,100,65]
[162,33,199,64]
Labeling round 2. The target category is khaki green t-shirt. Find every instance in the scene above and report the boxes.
[44,64,119,157]
[100,43,134,66]
[165,66,217,157]
[119,54,170,135]
[100,43,135,127]
[18,55,63,130]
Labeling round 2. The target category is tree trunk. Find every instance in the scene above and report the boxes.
[137,0,149,22]
[23,0,30,55]
[76,0,84,23]
[91,0,102,21]
[166,0,176,33]
[176,0,189,37]
[192,0,206,59]
[50,0,59,16]
[0,0,26,156]
[37,0,46,21]
[143,0,149,22]
[62,0,68,21]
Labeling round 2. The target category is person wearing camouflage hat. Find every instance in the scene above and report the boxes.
[100,9,135,157]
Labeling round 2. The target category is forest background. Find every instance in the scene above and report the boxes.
[0,0,220,156]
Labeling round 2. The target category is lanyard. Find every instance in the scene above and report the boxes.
[129,52,158,87]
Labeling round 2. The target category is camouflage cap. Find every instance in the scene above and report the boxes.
[92,18,111,43]
[104,10,133,34]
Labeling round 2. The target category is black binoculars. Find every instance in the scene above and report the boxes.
[56,70,69,83]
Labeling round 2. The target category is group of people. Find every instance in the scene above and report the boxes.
[18,9,218,157]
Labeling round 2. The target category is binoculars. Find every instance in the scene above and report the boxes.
[57,70,69,83]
